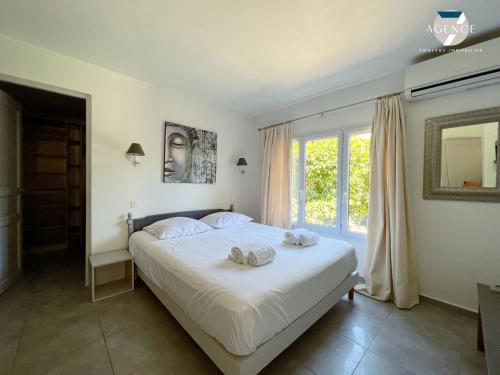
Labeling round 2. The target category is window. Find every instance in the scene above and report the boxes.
[346,131,371,233]
[292,126,370,237]
[304,135,339,227]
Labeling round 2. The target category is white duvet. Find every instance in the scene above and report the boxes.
[129,222,357,356]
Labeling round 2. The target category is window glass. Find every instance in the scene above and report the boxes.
[347,131,371,233]
[304,136,338,227]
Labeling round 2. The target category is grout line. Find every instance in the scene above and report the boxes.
[336,297,395,350]
[367,305,393,348]
[365,349,416,375]
[10,284,35,375]
[366,309,417,374]
[98,317,116,375]
[104,322,137,339]
[10,317,26,375]
[350,350,367,375]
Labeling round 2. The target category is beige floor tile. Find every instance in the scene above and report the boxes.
[285,327,366,375]
[96,284,172,337]
[325,300,386,347]
[131,347,221,375]
[0,341,19,374]
[377,299,484,375]
[0,318,23,375]
[96,291,149,336]
[370,327,460,375]
[13,338,113,375]
[348,293,394,321]
[386,300,476,353]
[260,354,315,375]
[0,317,24,345]
[353,350,413,375]
[106,322,182,375]
[0,282,33,323]
[459,349,488,375]
[13,313,102,373]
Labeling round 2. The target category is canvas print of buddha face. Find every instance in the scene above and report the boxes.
[163,122,217,183]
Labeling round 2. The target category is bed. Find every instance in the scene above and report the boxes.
[127,207,359,375]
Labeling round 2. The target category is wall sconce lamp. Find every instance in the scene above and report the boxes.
[237,157,248,174]
[126,143,145,167]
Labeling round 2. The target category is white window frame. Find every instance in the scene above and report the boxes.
[293,124,370,239]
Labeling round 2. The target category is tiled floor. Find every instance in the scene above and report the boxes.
[0,253,487,375]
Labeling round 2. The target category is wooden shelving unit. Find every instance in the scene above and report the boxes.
[66,122,85,254]
[22,113,85,257]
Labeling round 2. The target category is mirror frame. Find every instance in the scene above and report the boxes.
[423,105,500,202]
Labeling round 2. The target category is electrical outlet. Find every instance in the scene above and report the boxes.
[130,201,138,209]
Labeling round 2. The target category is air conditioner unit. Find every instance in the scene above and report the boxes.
[405,38,500,102]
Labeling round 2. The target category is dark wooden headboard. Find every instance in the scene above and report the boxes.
[127,205,234,236]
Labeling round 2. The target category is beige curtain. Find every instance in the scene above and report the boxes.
[355,95,419,309]
[259,122,293,228]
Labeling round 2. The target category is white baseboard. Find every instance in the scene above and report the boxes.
[419,293,477,316]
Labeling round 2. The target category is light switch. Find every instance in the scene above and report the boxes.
[130,201,138,209]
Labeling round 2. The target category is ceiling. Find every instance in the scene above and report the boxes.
[0,1,499,117]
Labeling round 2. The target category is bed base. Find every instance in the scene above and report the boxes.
[137,266,359,375]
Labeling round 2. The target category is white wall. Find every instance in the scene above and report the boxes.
[0,35,258,257]
[257,71,500,312]
[406,85,500,312]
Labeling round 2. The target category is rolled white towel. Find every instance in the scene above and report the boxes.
[284,228,313,245]
[298,232,320,247]
[230,241,268,264]
[230,247,248,264]
[228,253,241,263]
[248,246,276,267]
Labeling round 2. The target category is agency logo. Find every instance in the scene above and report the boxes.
[427,11,475,46]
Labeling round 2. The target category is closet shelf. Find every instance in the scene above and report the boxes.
[28,171,67,175]
[25,188,67,192]
[24,203,66,208]
[30,243,67,254]
[24,152,67,159]
[24,224,66,232]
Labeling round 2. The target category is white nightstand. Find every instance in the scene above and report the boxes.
[89,249,134,302]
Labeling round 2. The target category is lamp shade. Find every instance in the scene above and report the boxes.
[236,158,248,166]
[126,143,145,156]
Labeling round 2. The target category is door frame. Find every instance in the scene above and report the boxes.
[0,90,22,293]
[0,73,92,286]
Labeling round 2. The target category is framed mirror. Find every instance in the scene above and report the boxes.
[424,106,500,202]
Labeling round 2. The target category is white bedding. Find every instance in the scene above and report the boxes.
[129,222,357,356]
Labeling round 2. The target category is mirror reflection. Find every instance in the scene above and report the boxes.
[441,122,498,188]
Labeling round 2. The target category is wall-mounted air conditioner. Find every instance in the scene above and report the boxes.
[405,38,500,102]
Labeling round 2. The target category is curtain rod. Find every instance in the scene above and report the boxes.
[258,90,404,131]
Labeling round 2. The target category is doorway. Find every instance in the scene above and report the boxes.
[0,81,87,285]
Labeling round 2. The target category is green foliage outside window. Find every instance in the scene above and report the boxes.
[305,137,338,226]
[348,133,370,233]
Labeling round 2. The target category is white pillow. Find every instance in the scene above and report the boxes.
[143,217,213,239]
[200,212,253,229]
